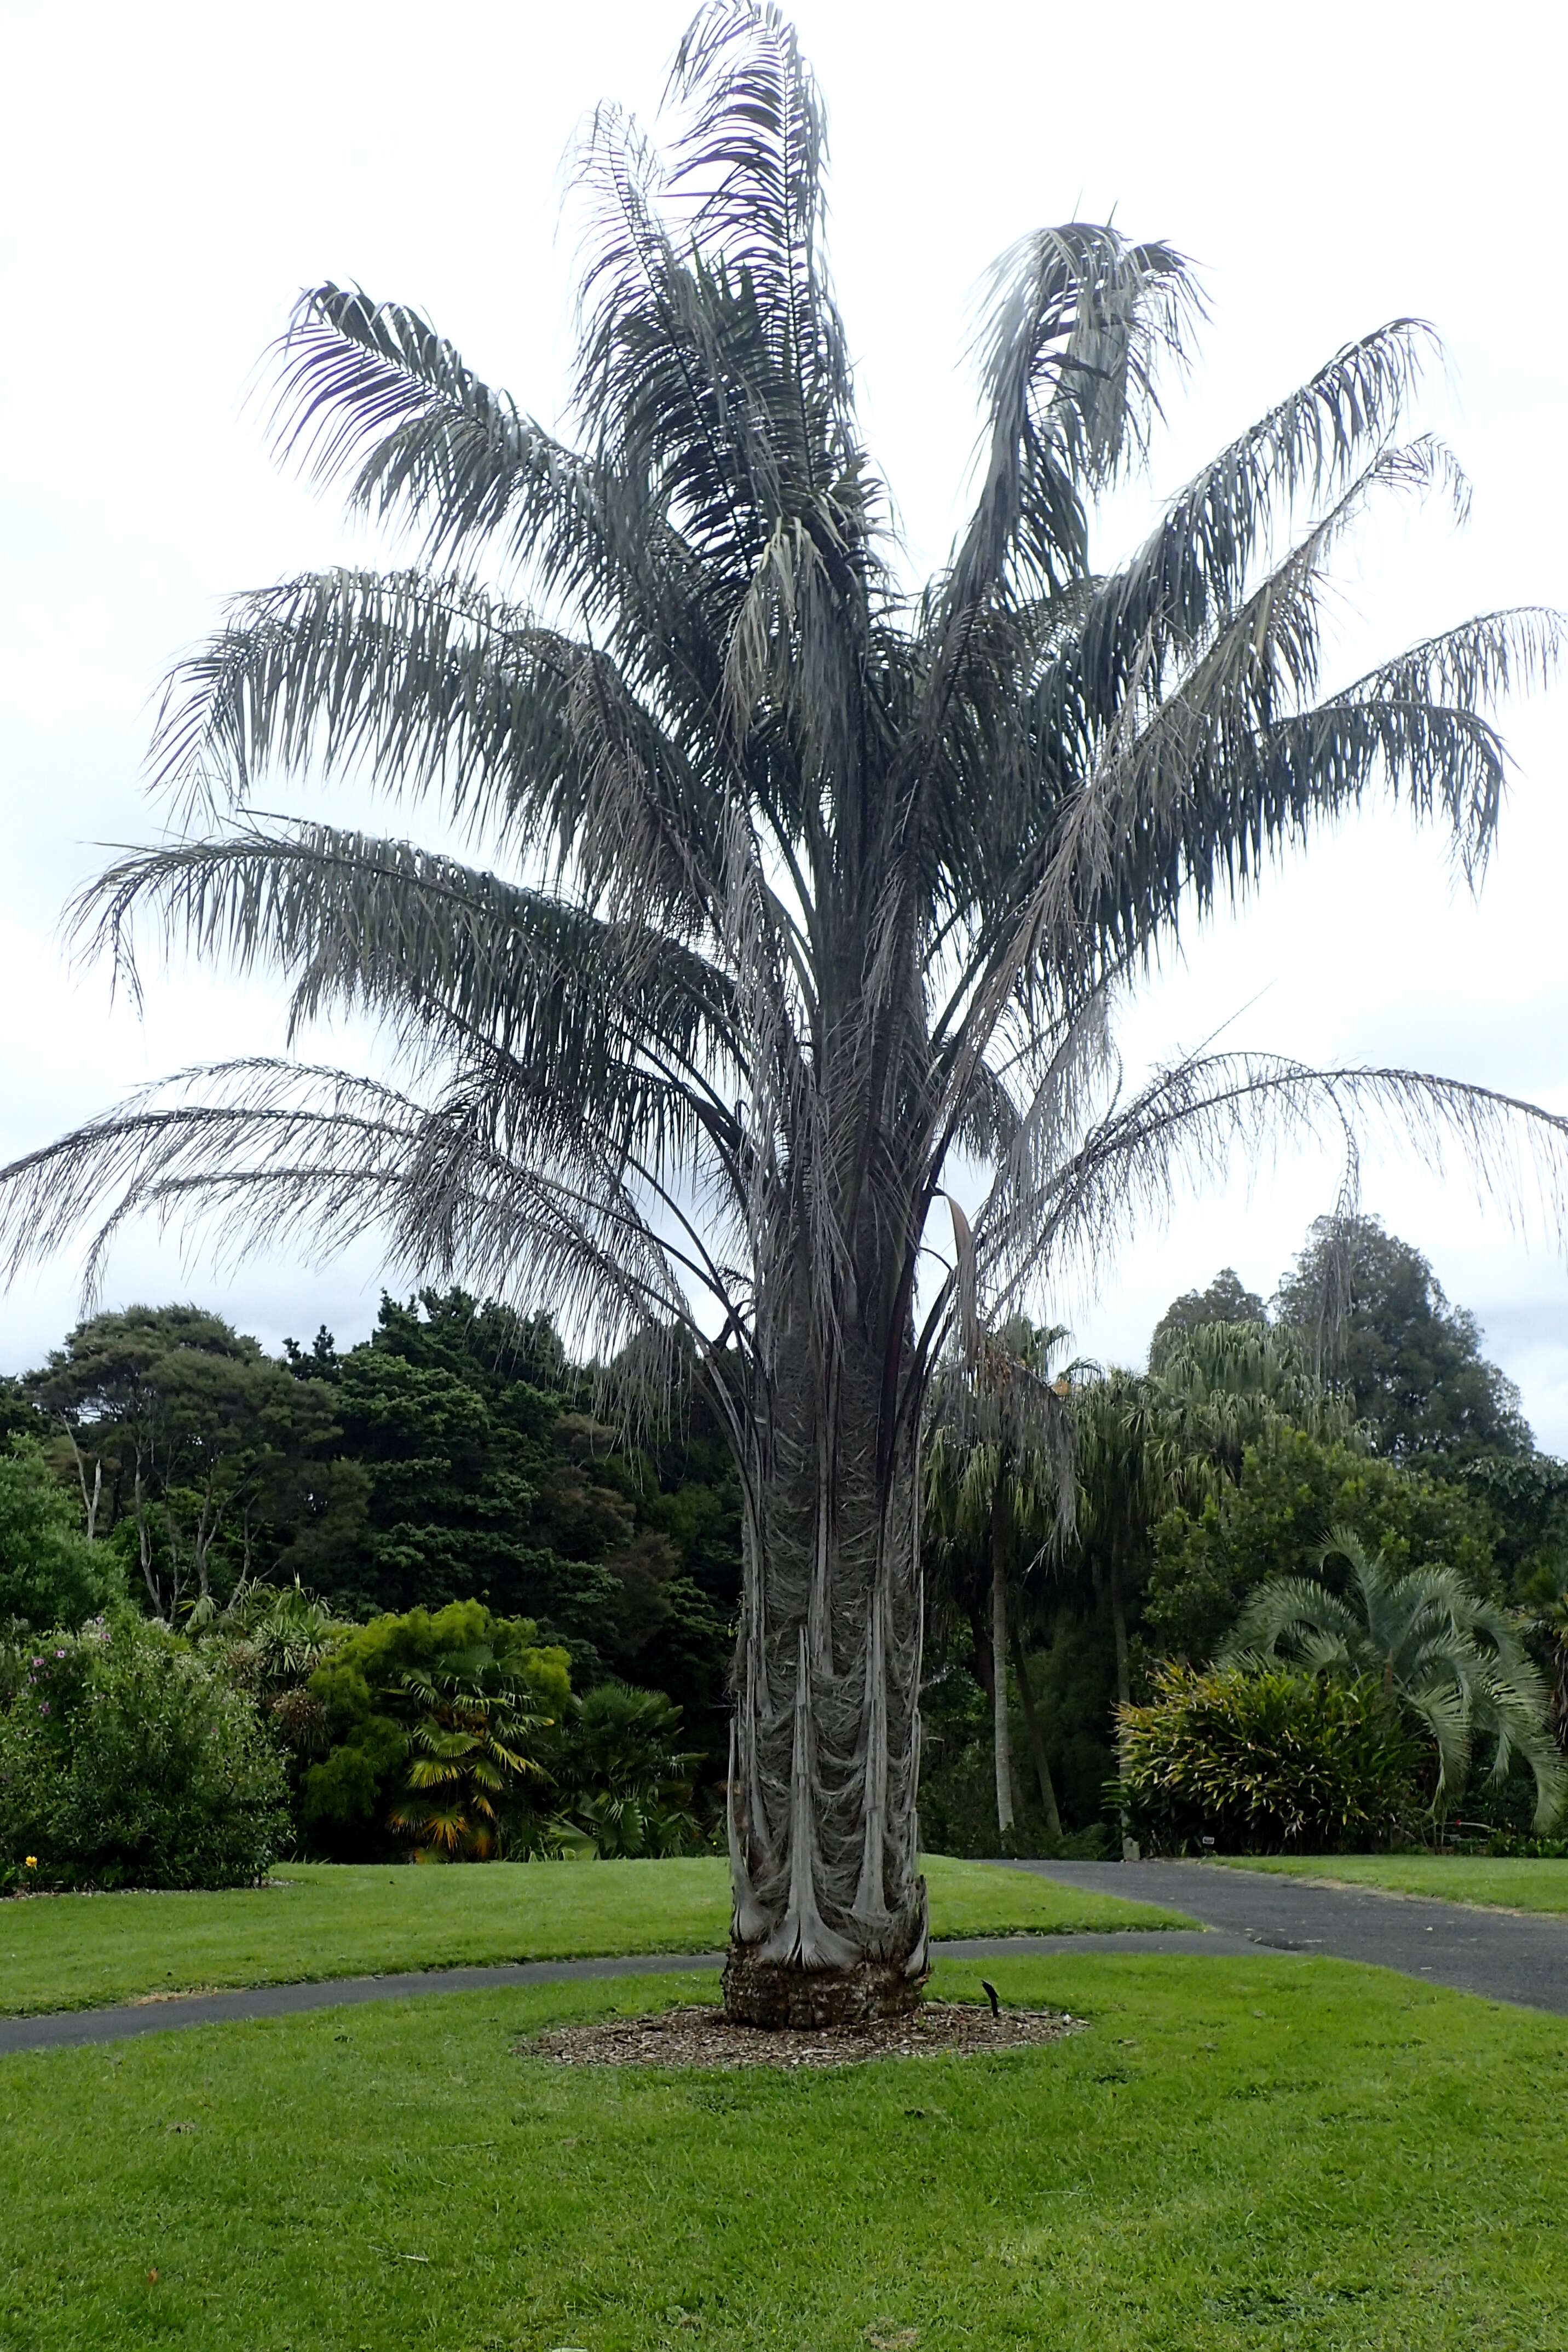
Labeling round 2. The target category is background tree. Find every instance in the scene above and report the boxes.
[1144,1425,1500,1663]
[2,3,1563,2017]
[0,1439,122,1633]
[1275,1214,1532,1460]
[1148,1269,1266,1369]
[27,1307,321,1616]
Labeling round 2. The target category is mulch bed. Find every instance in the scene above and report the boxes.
[524,1999,1083,2069]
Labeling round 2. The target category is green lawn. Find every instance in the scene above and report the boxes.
[0,1855,1190,2017]
[2,1952,1563,2349]
[1217,1853,1568,1913]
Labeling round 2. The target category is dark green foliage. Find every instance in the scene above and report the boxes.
[0,1616,290,1892]
[26,1304,333,1617]
[295,1291,740,1774]
[555,1681,704,1858]
[0,1378,45,1446]
[1275,1214,1532,1460]
[1144,1426,1500,1663]
[1119,1662,1424,1852]
[916,1621,1117,1858]
[0,1438,122,1632]
[298,1600,570,1861]
[1148,1269,1267,1370]
[1460,1452,1568,1604]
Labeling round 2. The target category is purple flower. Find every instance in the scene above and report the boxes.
[38,1702,50,1716]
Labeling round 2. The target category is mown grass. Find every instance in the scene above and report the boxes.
[0,1855,1190,2016]
[2,1952,1563,2350]
[1217,1853,1568,1913]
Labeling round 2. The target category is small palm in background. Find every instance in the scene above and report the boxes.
[1222,1528,1565,1830]
[558,1683,702,1859]
[389,1665,551,1861]
[925,1319,1075,1843]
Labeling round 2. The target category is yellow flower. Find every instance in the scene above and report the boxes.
[24,1856,37,1869]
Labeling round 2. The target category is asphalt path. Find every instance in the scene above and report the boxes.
[13,1860,1565,2053]
[1004,1858,1568,2016]
[0,1929,1254,2056]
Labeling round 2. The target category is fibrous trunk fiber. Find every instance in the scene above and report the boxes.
[725,1328,928,2025]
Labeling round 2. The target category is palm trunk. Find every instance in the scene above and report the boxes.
[1109,1546,1131,1709]
[724,1304,929,2027]
[1010,1617,1062,1840]
[134,1460,162,1620]
[991,1498,1015,1841]
[1108,1543,1136,1859]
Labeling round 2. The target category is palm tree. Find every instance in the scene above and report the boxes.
[389,1664,551,1860]
[558,1681,704,1859]
[924,1319,1073,1843]
[1222,1528,1565,1830]
[1,3,1564,2019]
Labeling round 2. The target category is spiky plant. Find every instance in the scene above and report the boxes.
[1222,1527,1565,1829]
[1,3,1564,2016]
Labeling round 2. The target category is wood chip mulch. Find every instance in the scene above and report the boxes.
[523,2001,1083,2069]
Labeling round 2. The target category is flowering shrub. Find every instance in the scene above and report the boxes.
[0,1615,289,1892]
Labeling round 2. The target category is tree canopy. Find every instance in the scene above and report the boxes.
[1275,1213,1532,1460]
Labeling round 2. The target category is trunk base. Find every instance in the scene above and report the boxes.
[722,1945,926,2028]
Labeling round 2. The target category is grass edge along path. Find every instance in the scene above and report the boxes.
[2,1953,1565,2350]
[0,1854,1194,2019]
[1214,1852,1568,1915]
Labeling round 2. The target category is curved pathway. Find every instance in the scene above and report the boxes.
[1006,1858,1568,2016]
[0,1929,1246,2056]
[14,1859,1564,2054]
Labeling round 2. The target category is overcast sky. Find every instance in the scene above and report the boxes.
[3,0,1565,1437]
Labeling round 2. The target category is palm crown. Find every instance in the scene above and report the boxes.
[3,0,1563,2013]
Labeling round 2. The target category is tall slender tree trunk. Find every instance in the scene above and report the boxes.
[1010,1617,1062,1840]
[61,1422,102,1542]
[968,1602,996,1709]
[1108,1543,1136,1858]
[1108,1546,1131,1708]
[133,1460,162,1619]
[991,1497,1015,1841]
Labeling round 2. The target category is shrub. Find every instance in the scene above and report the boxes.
[1118,1662,1424,1854]
[0,1616,290,1892]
